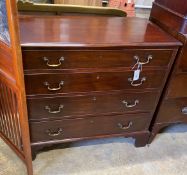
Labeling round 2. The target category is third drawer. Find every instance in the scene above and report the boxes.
[27,91,159,120]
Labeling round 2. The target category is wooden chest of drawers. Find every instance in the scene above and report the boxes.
[23,47,178,157]
[18,16,181,159]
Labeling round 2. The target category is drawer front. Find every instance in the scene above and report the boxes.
[156,98,187,124]
[27,91,159,120]
[179,45,187,72]
[25,70,166,95]
[30,113,151,143]
[167,74,187,98]
[22,49,173,70]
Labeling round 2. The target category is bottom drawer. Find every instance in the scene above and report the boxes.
[30,113,151,143]
[156,98,187,124]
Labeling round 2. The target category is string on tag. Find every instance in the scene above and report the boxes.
[132,61,143,71]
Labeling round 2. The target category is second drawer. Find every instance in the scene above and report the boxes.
[27,91,159,120]
[25,70,166,95]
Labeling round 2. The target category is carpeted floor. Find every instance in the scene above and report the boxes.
[0,124,187,175]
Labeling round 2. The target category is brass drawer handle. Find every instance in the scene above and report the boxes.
[45,105,64,114]
[44,81,64,91]
[43,56,64,67]
[128,77,146,87]
[46,128,63,137]
[182,107,187,115]
[118,122,133,130]
[134,55,153,65]
[122,100,139,108]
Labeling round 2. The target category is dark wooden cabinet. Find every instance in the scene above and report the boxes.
[149,0,187,143]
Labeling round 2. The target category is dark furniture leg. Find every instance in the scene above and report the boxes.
[134,132,150,147]
[149,123,174,144]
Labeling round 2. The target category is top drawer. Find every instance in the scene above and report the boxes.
[22,49,173,70]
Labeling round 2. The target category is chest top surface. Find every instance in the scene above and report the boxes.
[19,15,181,48]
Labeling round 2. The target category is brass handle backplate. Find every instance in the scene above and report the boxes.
[122,100,139,108]
[44,81,64,91]
[128,77,146,87]
[118,122,133,130]
[43,56,64,67]
[45,105,64,114]
[46,128,63,137]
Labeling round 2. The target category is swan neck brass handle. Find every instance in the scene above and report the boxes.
[44,81,64,91]
[45,105,64,114]
[134,55,153,65]
[118,122,133,130]
[43,56,64,67]
[182,107,187,115]
[122,100,139,108]
[128,77,146,87]
[46,128,63,137]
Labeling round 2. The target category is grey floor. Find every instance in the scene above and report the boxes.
[0,124,187,175]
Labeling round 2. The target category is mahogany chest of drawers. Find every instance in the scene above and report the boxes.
[17,16,181,158]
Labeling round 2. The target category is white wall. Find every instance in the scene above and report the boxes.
[134,0,154,8]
